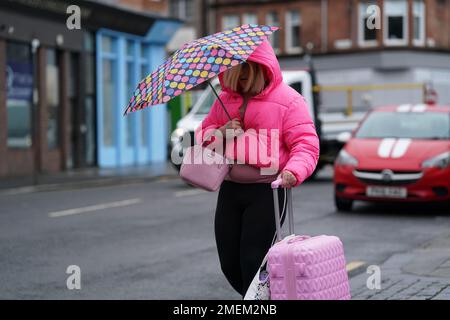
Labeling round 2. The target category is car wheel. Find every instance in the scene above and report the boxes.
[335,195,353,212]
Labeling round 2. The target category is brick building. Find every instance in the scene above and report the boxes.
[115,0,169,12]
[208,0,450,113]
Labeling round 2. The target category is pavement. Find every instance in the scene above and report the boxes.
[350,232,450,300]
[0,164,449,299]
[0,161,178,195]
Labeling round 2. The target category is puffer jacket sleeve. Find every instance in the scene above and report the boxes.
[194,98,225,147]
[282,95,320,187]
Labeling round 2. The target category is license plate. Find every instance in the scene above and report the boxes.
[366,186,407,198]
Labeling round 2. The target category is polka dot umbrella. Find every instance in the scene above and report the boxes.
[123,24,279,116]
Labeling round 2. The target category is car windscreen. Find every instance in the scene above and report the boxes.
[196,85,222,115]
[355,111,450,140]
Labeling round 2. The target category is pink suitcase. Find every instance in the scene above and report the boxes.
[267,179,351,300]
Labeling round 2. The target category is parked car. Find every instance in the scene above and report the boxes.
[334,104,450,211]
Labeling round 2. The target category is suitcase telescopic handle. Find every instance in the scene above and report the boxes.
[271,178,295,242]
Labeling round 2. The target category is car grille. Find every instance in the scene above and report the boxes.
[353,169,423,186]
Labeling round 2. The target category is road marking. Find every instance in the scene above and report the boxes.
[48,198,142,218]
[0,186,37,196]
[175,189,208,197]
[346,261,366,272]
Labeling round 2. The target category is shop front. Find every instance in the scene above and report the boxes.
[0,0,181,179]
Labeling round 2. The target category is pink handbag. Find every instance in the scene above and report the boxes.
[180,143,231,192]
[267,179,351,300]
[179,84,234,192]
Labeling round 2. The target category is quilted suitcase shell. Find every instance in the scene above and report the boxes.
[267,235,351,300]
[267,180,351,300]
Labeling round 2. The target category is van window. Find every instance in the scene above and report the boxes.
[290,82,303,95]
[197,84,222,114]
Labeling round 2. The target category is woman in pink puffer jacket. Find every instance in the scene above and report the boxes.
[195,40,319,298]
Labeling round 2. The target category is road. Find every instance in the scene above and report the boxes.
[1,167,449,299]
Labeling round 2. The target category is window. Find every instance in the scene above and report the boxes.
[6,42,33,148]
[222,14,239,30]
[197,84,222,115]
[101,35,117,147]
[169,0,194,22]
[242,13,257,25]
[46,49,60,150]
[290,82,303,96]
[413,0,425,46]
[125,40,136,148]
[384,0,408,46]
[356,112,450,140]
[285,10,301,54]
[358,1,378,47]
[84,32,96,166]
[266,11,280,53]
[140,44,150,147]
[102,36,114,53]
[102,59,115,147]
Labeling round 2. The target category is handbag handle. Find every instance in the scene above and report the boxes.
[272,178,295,242]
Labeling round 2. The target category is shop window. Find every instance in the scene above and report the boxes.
[102,58,116,147]
[6,41,33,148]
[125,40,136,148]
[140,43,150,147]
[102,36,114,53]
[84,32,96,166]
[46,49,61,150]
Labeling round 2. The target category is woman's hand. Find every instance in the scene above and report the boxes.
[280,170,297,188]
[220,118,244,137]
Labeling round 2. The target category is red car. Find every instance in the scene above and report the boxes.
[334,104,450,211]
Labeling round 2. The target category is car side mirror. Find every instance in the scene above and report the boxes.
[337,131,352,144]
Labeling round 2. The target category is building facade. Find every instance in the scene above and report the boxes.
[209,0,450,112]
[0,0,181,179]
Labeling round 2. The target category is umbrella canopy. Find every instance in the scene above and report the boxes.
[123,24,279,116]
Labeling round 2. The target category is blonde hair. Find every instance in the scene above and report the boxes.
[222,61,266,95]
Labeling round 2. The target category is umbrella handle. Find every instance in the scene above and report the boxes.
[208,81,233,122]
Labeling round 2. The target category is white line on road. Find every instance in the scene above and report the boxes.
[174,189,208,197]
[48,198,142,218]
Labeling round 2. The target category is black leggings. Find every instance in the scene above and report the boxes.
[214,180,286,298]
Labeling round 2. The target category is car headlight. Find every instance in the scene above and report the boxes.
[335,149,358,166]
[422,151,450,169]
[170,128,186,145]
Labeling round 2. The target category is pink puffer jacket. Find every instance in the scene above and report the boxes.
[195,40,319,187]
